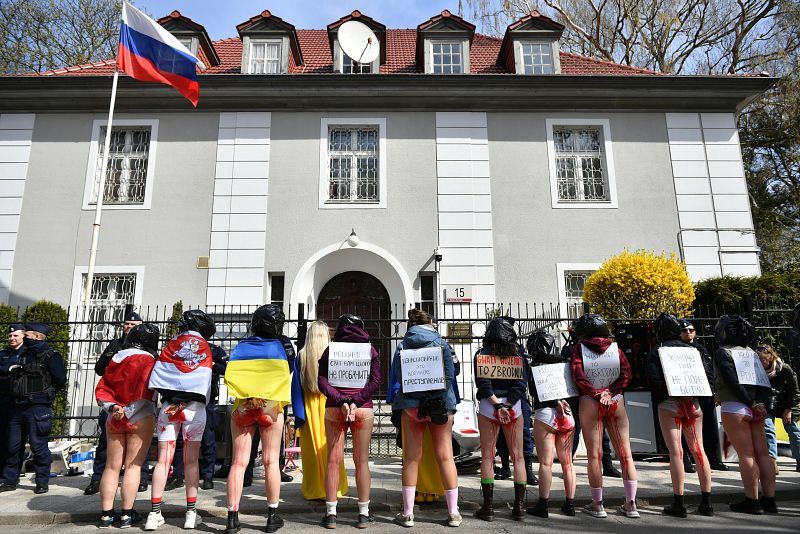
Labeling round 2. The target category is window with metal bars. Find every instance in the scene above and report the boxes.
[521,42,554,74]
[249,41,282,74]
[327,126,379,202]
[563,270,593,319]
[342,52,372,73]
[93,126,151,204]
[553,127,609,202]
[432,41,463,74]
[81,273,137,354]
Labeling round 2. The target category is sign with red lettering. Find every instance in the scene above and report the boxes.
[475,354,523,380]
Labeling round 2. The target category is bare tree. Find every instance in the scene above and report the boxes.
[0,0,134,74]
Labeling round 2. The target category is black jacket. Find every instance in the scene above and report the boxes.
[94,337,124,376]
[769,363,800,421]
[208,344,229,404]
[0,345,24,396]
[474,346,529,406]
[646,339,712,406]
[713,346,772,406]
[14,343,67,405]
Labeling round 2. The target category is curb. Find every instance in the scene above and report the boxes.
[3,487,800,526]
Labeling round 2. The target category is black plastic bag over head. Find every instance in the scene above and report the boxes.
[251,304,285,338]
[484,317,517,346]
[124,323,161,356]
[178,309,216,340]
[526,329,562,364]
[336,314,364,333]
[655,312,682,343]
[573,313,610,340]
[714,314,756,347]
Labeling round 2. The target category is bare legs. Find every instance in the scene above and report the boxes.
[722,412,775,499]
[227,421,255,510]
[227,410,284,510]
[261,412,285,504]
[401,412,457,490]
[659,410,711,495]
[99,417,155,512]
[150,440,177,503]
[533,420,575,500]
[325,408,374,504]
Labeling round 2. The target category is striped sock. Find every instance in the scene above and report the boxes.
[151,498,162,514]
[187,496,197,512]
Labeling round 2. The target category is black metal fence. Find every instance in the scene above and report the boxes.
[2,298,795,458]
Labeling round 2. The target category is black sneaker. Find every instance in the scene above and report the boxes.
[0,484,17,492]
[280,471,293,483]
[97,513,117,529]
[84,480,101,495]
[730,498,764,515]
[561,501,576,516]
[683,458,696,474]
[662,503,687,518]
[760,497,778,514]
[495,466,511,480]
[118,510,141,529]
[356,514,375,529]
[164,476,184,491]
[602,463,622,478]
[697,503,714,516]
[321,514,337,529]
[266,509,284,533]
[526,500,548,518]
[34,483,48,494]
[709,461,729,471]
[201,479,214,490]
[138,480,148,492]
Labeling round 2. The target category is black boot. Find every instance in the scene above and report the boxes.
[475,482,495,522]
[602,458,621,478]
[84,479,101,495]
[526,498,548,518]
[266,507,284,533]
[512,483,526,520]
[225,510,241,534]
[730,497,764,515]
[525,457,538,486]
[663,495,687,518]
[496,458,511,480]
[760,496,778,514]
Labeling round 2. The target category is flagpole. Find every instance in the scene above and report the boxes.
[83,68,119,308]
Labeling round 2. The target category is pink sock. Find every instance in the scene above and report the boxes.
[591,487,603,504]
[445,489,459,515]
[401,486,415,516]
[624,480,637,503]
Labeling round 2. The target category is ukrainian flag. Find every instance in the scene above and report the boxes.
[225,336,291,403]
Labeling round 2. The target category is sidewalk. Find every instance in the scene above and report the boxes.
[1,456,799,525]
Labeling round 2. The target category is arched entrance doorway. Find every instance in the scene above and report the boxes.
[317,271,392,393]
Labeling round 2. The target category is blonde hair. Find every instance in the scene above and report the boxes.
[757,344,779,365]
[299,320,330,394]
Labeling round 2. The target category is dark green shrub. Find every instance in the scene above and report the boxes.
[0,303,19,325]
[165,300,183,339]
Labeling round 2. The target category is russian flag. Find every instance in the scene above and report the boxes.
[117,2,205,107]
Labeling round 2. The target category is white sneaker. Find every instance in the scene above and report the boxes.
[184,510,202,529]
[583,502,607,518]
[394,513,414,527]
[447,512,462,527]
[619,501,640,518]
[144,511,165,531]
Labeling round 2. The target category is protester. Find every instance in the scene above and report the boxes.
[0,324,25,475]
[317,315,381,529]
[525,330,577,518]
[473,317,528,522]
[224,304,293,534]
[646,313,714,518]
[290,320,348,501]
[714,314,776,514]
[571,313,639,519]
[94,323,160,528]
[758,344,800,473]
[145,310,215,531]
[0,323,66,494]
[388,309,460,528]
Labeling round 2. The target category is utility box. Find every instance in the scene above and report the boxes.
[624,391,658,454]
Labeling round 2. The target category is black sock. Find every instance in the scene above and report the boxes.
[674,494,684,507]
[565,498,573,505]
[121,508,133,517]
[102,509,115,518]
[539,498,549,506]
[701,492,711,506]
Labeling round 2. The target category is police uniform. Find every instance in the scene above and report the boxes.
[0,324,25,473]
[0,323,66,493]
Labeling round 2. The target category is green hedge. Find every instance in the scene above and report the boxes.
[693,271,800,312]
[0,303,18,324]
[22,300,69,436]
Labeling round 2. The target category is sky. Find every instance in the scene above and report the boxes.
[136,0,466,39]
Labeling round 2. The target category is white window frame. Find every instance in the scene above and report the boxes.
[248,39,283,74]
[556,263,601,320]
[69,265,144,314]
[518,40,556,74]
[545,118,618,209]
[429,40,466,74]
[318,117,387,209]
[82,118,159,211]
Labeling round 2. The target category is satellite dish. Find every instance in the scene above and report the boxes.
[338,20,380,65]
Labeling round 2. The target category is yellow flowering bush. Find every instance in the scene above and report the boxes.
[583,250,695,319]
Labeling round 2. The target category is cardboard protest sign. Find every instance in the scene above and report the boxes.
[327,342,372,388]
[400,346,446,393]
[475,354,524,380]
[531,362,579,402]
[658,346,712,397]
[581,343,620,389]
[730,348,771,388]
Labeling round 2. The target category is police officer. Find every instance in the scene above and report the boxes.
[0,323,66,493]
[164,342,228,491]
[0,324,26,472]
[84,311,147,495]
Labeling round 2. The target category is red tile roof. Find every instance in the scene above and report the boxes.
[35,29,658,77]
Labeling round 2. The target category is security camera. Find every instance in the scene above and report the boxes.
[434,247,443,263]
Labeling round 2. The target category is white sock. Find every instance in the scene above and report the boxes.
[358,501,370,516]
[268,501,279,509]
[326,501,337,516]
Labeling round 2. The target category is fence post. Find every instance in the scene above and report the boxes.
[297,303,307,350]
[582,302,590,315]
[743,293,755,323]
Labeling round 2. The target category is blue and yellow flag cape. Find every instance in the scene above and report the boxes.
[225,336,291,403]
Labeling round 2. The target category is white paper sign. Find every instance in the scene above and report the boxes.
[328,342,372,388]
[531,363,579,402]
[658,346,713,397]
[581,343,621,389]
[731,348,771,388]
[400,346,446,393]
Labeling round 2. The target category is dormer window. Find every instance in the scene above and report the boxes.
[431,41,463,74]
[520,42,554,74]
[327,11,387,75]
[156,11,220,69]
[342,52,372,74]
[417,10,475,74]
[249,40,282,74]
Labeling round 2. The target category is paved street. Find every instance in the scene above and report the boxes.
[7,499,800,533]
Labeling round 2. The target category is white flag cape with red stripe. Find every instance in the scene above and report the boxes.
[148,331,212,403]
